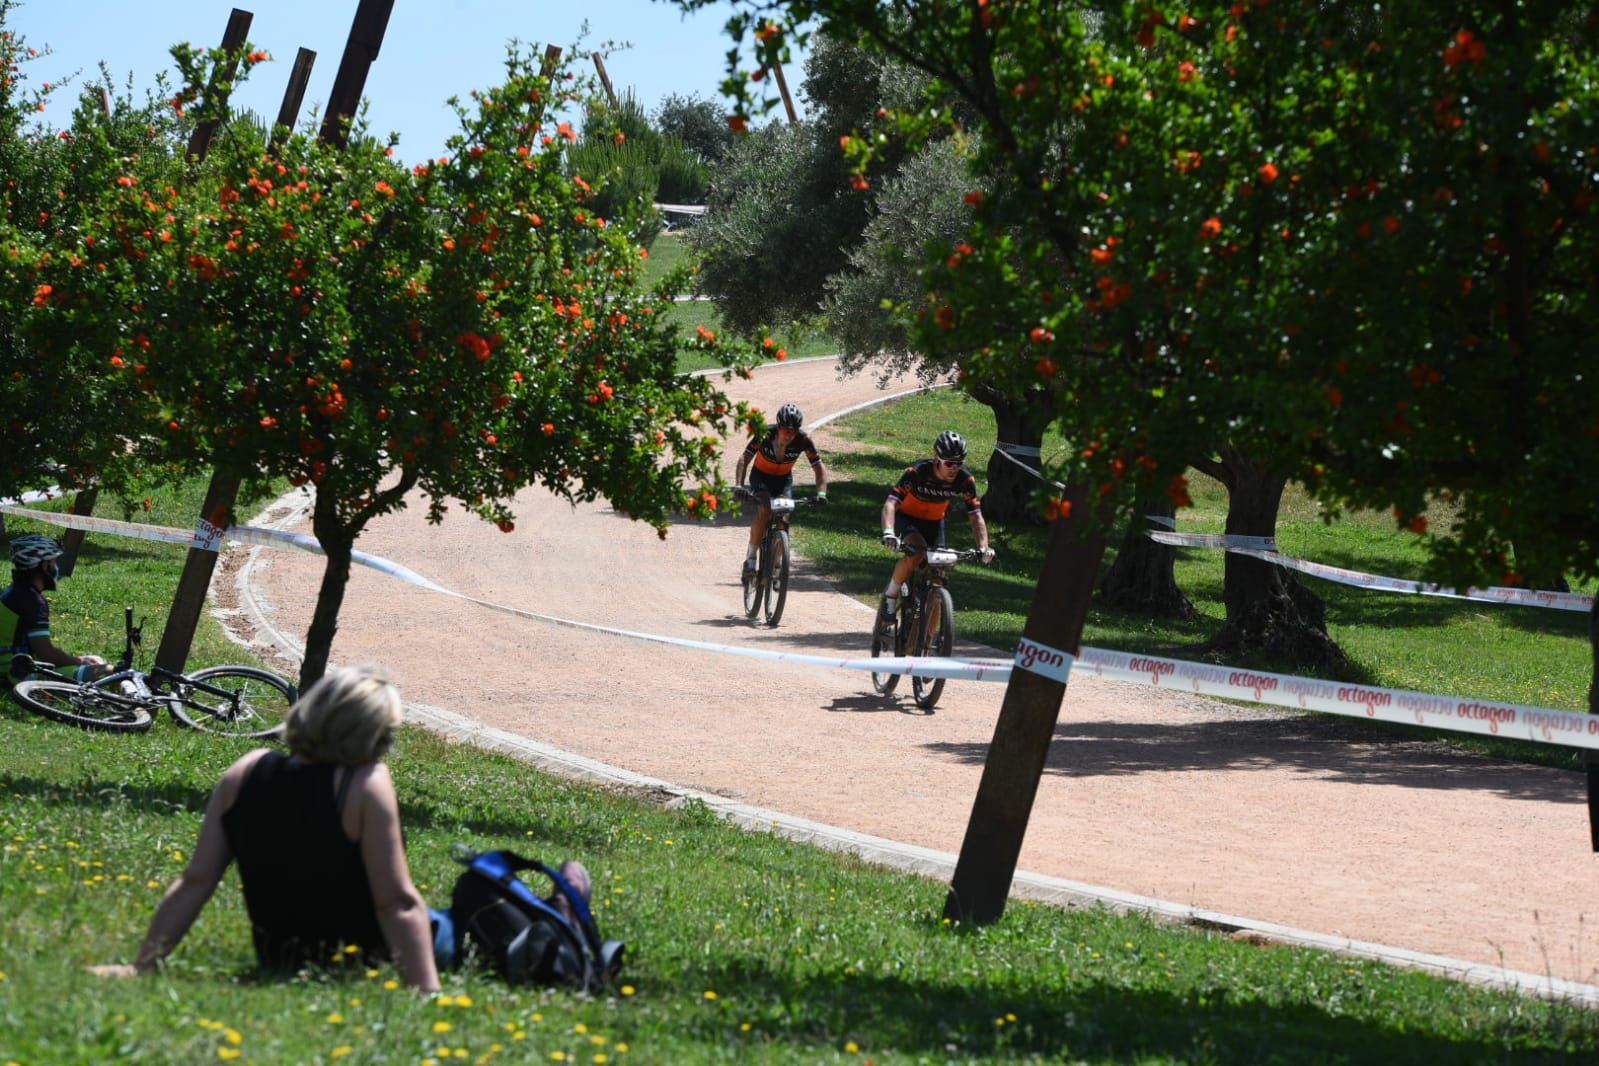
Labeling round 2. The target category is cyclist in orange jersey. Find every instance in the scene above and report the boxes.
[878,430,993,624]
[734,403,828,578]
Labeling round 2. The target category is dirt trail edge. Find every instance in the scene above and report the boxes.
[215,356,1599,993]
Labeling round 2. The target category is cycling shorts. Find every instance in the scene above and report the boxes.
[747,469,793,500]
[894,512,945,551]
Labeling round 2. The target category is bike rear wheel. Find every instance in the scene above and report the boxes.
[911,586,954,710]
[10,679,154,732]
[170,666,296,738]
[763,530,791,627]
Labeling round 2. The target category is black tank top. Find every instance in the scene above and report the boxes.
[221,751,386,970]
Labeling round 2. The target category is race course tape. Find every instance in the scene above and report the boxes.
[8,502,1596,750]
[1150,531,1277,552]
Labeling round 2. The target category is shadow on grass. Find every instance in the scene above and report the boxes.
[671,956,1583,1064]
[919,713,1583,802]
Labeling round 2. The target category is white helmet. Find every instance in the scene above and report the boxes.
[9,534,64,571]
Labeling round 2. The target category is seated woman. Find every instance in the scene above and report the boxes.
[96,666,439,992]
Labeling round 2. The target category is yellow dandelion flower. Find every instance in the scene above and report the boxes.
[384,979,399,991]
[551,1053,568,1062]
[513,1031,526,1041]
[490,1045,502,1054]
[216,1049,241,1062]
[844,1041,859,1054]
[224,1028,243,1045]
[531,1012,544,1022]
[146,880,162,889]
[594,1056,608,1064]
[573,1023,588,1034]
[344,944,359,954]
[433,1021,453,1034]
[589,1035,606,1045]
[437,994,456,1007]
[331,1046,353,1059]
[454,994,473,1007]
[703,990,717,1001]
[740,1023,751,1032]
[1006,1012,1017,1022]
[619,985,635,997]
[0,972,7,982]
[663,839,673,846]
[994,1017,1006,1026]
[349,998,362,1007]
[422,1060,437,1066]
[326,1013,344,1025]
[366,968,380,978]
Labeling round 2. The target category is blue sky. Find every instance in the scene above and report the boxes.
[8,0,807,159]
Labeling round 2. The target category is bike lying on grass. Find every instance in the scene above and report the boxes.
[7,607,297,737]
[734,486,825,628]
[870,543,986,710]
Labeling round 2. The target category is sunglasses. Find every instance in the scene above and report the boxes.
[936,458,963,469]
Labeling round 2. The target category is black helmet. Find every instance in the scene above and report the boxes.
[934,430,967,462]
[9,533,63,571]
[775,403,803,429]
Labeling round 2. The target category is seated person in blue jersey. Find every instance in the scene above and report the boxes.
[734,402,829,578]
[94,667,442,992]
[878,430,995,623]
[1,534,111,684]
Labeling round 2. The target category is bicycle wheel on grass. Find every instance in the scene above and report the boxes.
[911,586,954,710]
[170,666,296,738]
[10,679,154,733]
[763,530,790,627]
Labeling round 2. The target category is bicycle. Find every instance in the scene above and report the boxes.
[870,543,984,710]
[7,606,297,737]
[734,486,824,627]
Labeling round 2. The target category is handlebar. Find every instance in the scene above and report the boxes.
[890,544,986,566]
[732,486,825,507]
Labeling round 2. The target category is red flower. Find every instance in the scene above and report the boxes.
[727,115,748,133]
[498,520,515,533]
[1030,327,1054,344]
[1258,162,1279,184]
[456,331,492,361]
[963,190,983,208]
[1200,216,1223,239]
[558,122,576,142]
[115,175,136,188]
[1090,247,1113,266]
[850,174,870,191]
[542,423,555,436]
[775,348,787,361]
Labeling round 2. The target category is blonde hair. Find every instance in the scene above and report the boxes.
[283,666,403,765]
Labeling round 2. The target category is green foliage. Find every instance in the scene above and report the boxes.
[654,91,735,165]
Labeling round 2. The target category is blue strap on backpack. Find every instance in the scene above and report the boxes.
[441,846,623,991]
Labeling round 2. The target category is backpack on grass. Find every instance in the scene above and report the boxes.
[439,847,623,992]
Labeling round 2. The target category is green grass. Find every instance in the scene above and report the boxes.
[798,389,1594,764]
[5,719,1598,1064]
[5,468,1598,1062]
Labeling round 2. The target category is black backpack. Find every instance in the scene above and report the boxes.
[442,847,624,992]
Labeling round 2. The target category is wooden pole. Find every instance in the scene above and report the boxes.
[186,8,254,162]
[273,46,317,142]
[770,63,798,123]
[540,44,563,83]
[943,489,1108,924]
[318,0,395,148]
[591,53,618,110]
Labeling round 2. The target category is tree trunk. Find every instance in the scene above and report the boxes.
[1587,599,1599,852]
[1200,447,1346,670]
[973,385,1054,526]
[1096,496,1195,619]
[301,491,355,691]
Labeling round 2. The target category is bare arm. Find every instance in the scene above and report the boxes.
[734,439,757,486]
[28,633,103,670]
[129,751,265,971]
[970,510,990,551]
[354,765,440,993]
[880,495,898,532]
[810,458,828,495]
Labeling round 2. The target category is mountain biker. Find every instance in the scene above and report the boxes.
[878,431,994,625]
[734,402,828,579]
[1,533,110,684]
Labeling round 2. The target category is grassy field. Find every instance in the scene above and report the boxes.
[794,389,1594,765]
[3,401,1598,1061]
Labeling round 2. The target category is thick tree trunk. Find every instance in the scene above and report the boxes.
[1200,447,1345,670]
[1096,496,1195,619]
[301,492,355,691]
[973,385,1054,526]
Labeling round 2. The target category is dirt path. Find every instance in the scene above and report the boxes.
[221,356,1599,988]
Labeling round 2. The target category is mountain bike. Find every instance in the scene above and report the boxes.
[870,544,984,710]
[7,606,297,737]
[734,486,823,627]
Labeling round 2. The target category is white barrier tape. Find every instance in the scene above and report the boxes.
[991,443,1067,489]
[1144,513,1178,530]
[0,487,66,507]
[1075,646,1599,752]
[995,441,1043,457]
[1150,531,1278,552]
[1014,637,1072,683]
[1224,547,1594,614]
[11,494,1595,749]
[0,504,211,549]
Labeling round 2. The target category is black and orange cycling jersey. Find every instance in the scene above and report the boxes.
[888,460,982,521]
[742,429,820,478]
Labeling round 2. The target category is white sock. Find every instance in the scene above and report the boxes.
[883,584,898,600]
[746,545,757,562]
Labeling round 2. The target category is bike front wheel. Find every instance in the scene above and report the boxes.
[10,679,154,733]
[763,530,791,627]
[170,666,296,738]
[911,586,954,710]
[869,603,901,696]
[743,543,763,618]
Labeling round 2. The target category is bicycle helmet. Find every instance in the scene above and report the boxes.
[934,430,967,462]
[775,403,803,430]
[9,533,63,571]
